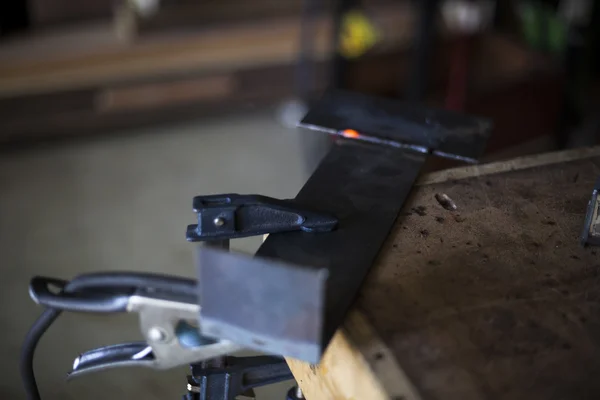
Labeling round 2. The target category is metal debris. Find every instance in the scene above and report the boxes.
[581,178,600,246]
[435,193,457,211]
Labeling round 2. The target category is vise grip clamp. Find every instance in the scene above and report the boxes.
[186,194,338,242]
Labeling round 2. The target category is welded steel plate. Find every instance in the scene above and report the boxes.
[197,93,491,363]
[299,89,492,163]
[199,140,427,360]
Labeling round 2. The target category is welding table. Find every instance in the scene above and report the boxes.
[287,147,600,400]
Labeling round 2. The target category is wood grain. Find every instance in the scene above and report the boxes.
[287,310,422,400]
[418,146,600,186]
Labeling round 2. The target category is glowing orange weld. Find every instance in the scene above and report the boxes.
[341,129,361,139]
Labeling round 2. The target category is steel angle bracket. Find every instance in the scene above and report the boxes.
[198,90,492,362]
[198,248,328,363]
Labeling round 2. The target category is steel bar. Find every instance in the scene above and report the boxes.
[199,140,427,361]
[299,89,492,162]
[257,140,426,352]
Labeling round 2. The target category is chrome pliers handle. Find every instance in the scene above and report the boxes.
[28,273,242,378]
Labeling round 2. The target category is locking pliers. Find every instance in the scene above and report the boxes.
[28,273,242,378]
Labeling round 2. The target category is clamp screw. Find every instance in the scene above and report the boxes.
[213,217,226,227]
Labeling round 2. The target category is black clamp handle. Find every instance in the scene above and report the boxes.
[186,194,337,242]
[29,277,131,313]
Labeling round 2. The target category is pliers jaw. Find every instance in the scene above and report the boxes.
[126,294,242,371]
[69,337,242,378]
[69,342,155,378]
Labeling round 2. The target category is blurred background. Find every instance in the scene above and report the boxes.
[1,0,600,399]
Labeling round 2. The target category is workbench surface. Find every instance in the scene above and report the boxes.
[288,147,600,400]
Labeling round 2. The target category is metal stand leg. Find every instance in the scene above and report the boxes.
[183,356,293,400]
[286,386,305,400]
[332,0,358,89]
[406,0,439,102]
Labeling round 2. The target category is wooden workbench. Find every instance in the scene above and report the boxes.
[288,147,600,400]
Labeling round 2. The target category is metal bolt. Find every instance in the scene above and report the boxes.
[187,383,200,393]
[187,376,200,393]
[147,327,167,342]
[214,217,225,227]
[435,193,457,211]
